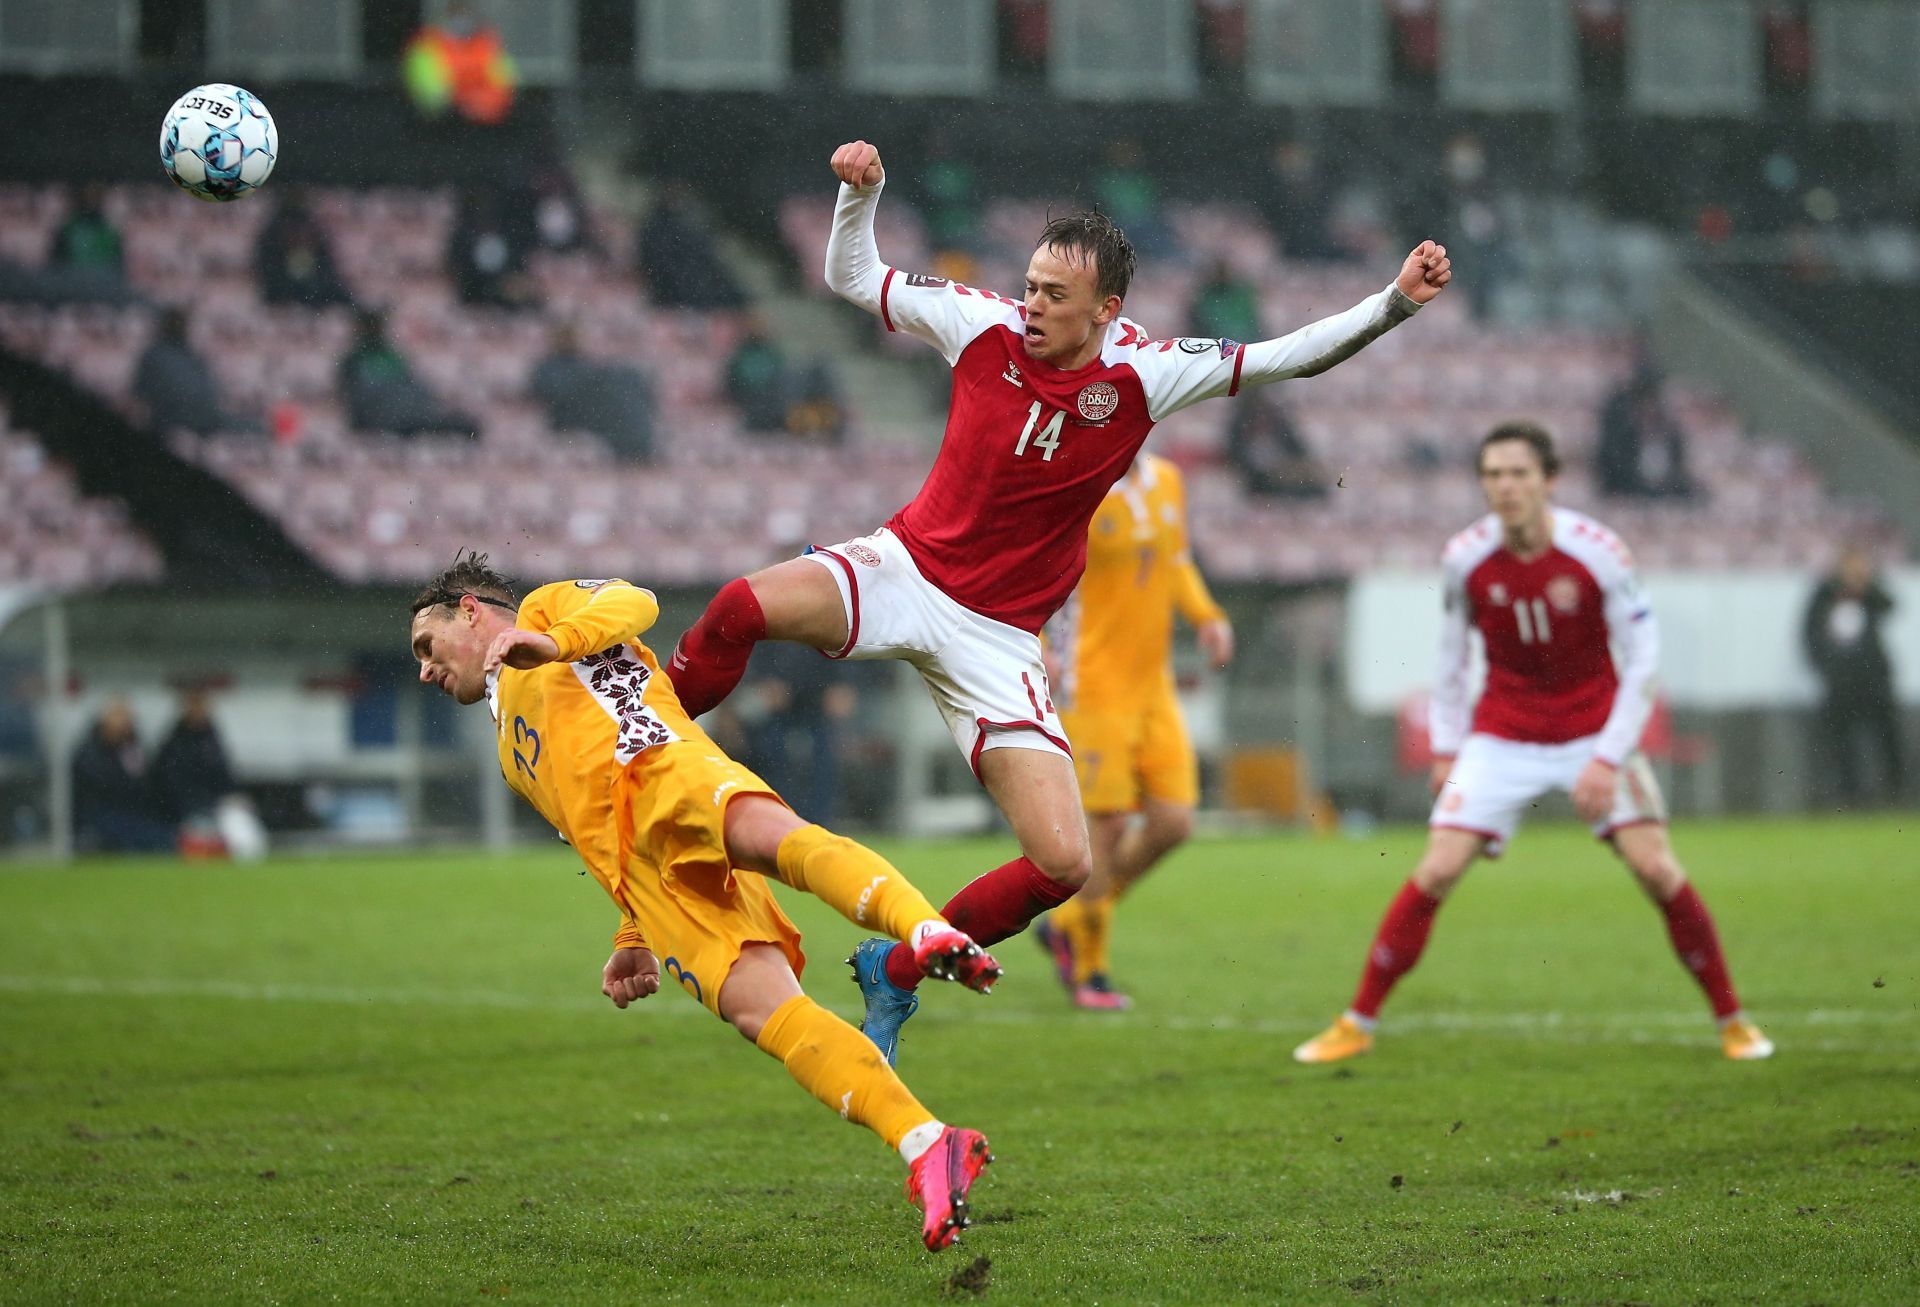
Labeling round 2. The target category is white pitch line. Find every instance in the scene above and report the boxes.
[0,973,1911,1052]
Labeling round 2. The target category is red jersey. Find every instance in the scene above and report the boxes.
[1428,508,1660,763]
[879,271,1252,631]
[826,176,1420,634]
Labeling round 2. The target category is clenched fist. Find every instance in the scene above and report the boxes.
[1396,240,1452,305]
[603,946,661,1008]
[830,140,884,189]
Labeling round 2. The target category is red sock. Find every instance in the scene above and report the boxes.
[667,577,766,718]
[1350,880,1443,1019]
[883,855,1077,990]
[1661,883,1741,1019]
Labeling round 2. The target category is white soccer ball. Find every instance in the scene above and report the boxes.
[159,83,277,202]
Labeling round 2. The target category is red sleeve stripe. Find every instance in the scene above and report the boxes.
[880,267,897,333]
[1228,342,1246,396]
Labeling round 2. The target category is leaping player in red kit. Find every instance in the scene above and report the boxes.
[667,139,1451,1064]
[1295,422,1774,1064]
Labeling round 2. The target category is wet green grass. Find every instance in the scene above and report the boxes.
[2,816,1916,1303]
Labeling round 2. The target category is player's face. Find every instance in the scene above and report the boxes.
[411,605,489,705]
[1478,440,1554,530]
[1023,242,1118,366]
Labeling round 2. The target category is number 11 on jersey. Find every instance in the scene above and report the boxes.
[1514,597,1552,644]
[1014,400,1064,461]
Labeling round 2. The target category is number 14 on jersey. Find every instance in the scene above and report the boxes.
[1014,400,1064,461]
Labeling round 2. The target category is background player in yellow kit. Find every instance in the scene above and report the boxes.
[1037,453,1233,1009]
[407,552,1000,1251]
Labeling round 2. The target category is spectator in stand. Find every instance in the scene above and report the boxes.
[339,309,477,438]
[450,189,535,308]
[530,322,656,463]
[785,360,848,444]
[254,190,352,308]
[1428,131,1513,321]
[1802,548,1906,807]
[726,314,792,433]
[1255,140,1338,263]
[1226,391,1327,500]
[525,166,590,255]
[53,184,123,277]
[404,0,517,125]
[1595,361,1695,500]
[919,134,982,283]
[153,687,236,827]
[637,182,745,311]
[1094,138,1170,258]
[72,698,172,854]
[134,308,257,436]
[1188,259,1261,345]
[10,182,139,305]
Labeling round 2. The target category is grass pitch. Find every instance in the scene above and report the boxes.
[2,816,1917,1304]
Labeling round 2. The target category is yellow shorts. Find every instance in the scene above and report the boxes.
[1061,690,1197,814]
[615,743,805,1018]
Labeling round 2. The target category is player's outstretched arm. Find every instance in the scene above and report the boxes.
[824,139,889,313]
[823,140,1012,367]
[1242,247,1441,383]
[1152,245,1447,415]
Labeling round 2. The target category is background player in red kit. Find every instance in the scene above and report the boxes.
[669,138,1451,1063]
[1295,423,1774,1064]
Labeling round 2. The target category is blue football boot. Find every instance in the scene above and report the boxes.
[848,936,919,1067]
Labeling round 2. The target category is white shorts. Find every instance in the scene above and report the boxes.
[804,527,1070,773]
[1430,732,1666,857]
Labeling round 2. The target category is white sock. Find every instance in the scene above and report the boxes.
[908,919,947,952]
[898,1119,945,1165]
[1344,1009,1379,1032]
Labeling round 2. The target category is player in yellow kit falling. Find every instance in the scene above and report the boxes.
[407,551,1000,1251]
[1036,453,1234,1009]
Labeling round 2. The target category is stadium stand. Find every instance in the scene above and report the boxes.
[0,415,162,589]
[0,180,1903,588]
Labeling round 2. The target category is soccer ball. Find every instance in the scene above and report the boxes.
[159,83,277,202]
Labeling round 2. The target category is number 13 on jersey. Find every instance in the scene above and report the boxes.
[1014,400,1064,461]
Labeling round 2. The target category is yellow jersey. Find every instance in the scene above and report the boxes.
[1048,454,1224,712]
[488,578,707,950]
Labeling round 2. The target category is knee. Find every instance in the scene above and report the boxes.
[1145,806,1195,853]
[1411,852,1470,900]
[728,1009,769,1043]
[1024,828,1092,889]
[700,576,764,641]
[1630,851,1686,901]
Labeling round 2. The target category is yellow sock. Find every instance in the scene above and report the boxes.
[775,824,944,943]
[754,994,936,1152]
[1073,895,1115,983]
[1047,897,1084,959]
[1049,895,1104,985]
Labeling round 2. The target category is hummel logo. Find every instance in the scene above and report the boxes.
[713,778,740,805]
[839,1090,854,1120]
[1002,361,1023,388]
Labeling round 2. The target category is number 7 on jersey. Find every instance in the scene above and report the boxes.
[1014,400,1064,461]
